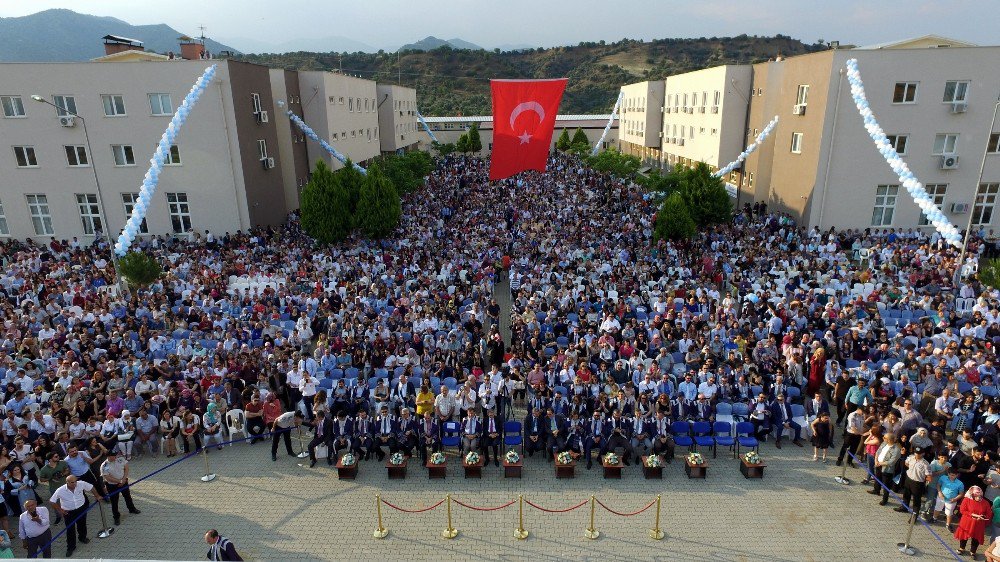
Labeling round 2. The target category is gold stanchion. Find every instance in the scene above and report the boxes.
[648,494,664,540]
[200,447,216,482]
[441,494,458,539]
[584,495,599,539]
[513,494,528,540]
[373,494,389,539]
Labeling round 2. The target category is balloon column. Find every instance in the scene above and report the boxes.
[844,58,962,246]
[712,116,779,178]
[277,100,367,175]
[416,111,439,144]
[114,64,217,257]
[592,91,624,156]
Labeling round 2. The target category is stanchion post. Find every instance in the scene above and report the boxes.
[200,447,217,482]
[648,494,664,540]
[296,425,309,459]
[373,494,389,539]
[441,494,458,539]
[834,456,851,485]
[514,494,528,540]
[897,513,918,556]
[584,495,599,540]
[96,499,115,538]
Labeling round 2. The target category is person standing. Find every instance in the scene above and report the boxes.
[205,529,243,561]
[37,453,68,524]
[266,396,300,462]
[18,499,51,559]
[956,486,994,557]
[836,407,865,468]
[895,447,931,516]
[49,475,103,558]
[100,450,140,525]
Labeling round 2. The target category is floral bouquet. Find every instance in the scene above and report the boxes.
[465,451,481,465]
[603,452,620,465]
[687,452,704,465]
[389,452,405,465]
[429,452,446,465]
[505,449,521,464]
[556,451,574,465]
[340,453,357,466]
[743,451,761,465]
[644,455,663,468]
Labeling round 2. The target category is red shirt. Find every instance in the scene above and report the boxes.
[262,400,284,424]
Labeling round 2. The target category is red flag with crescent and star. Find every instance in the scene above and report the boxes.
[489,78,568,181]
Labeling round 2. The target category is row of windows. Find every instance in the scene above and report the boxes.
[327,96,379,114]
[666,90,722,111]
[781,131,1000,156]
[0,192,192,237]
[8,144,182,168]
[892,80,971,104]
[330,128,378,142]
[0,93,175,118]
[870,183,999,227]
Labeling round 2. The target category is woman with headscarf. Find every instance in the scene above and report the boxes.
[956,485,993,556]
[807,347,826,397]
[910,427,934,451]
[202,403,223,450]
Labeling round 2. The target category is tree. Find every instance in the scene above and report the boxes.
[467,123,483,153]
[355,162,402,239]
[456,133,470,153]
[117,251,162,287]
[570,127,590,151]
[336,159,366,225]
[584,147,640,178]
[653,193,697,242]
[431,141,456,156]
[675,162,733,227]
[640,166,682,194]
[555,129,571,152]
[300,160,352,243]
[979,258,1000,290]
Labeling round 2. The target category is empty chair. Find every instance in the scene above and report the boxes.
[441,421,461,451]
[671,421,693,453]
[731,403,750,422]
[443,377,458,391]
[319,379,335,390]
[503,420,523,454]
[345,367,360,379]
[329,369,344,380]
[790,404,811,438]
[712,422,735,458]
[691,421,715,454]
[786,386,801,401]
[715,402,734,426]
[735,422,759,457]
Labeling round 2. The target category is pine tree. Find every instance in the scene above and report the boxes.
[468,124,483,153]
[676,162,733,227]
[355,162,402,239]
[456,133,470,153]
[556,129,571,151]
[300,160,352,243]
[653,192,697,242]
[570,127,590,150]
[336,158,365,221]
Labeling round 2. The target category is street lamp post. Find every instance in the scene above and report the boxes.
[31,95,126,296]
[954,94,1000,288]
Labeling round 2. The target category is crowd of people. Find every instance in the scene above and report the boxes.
[2,152,1000,558]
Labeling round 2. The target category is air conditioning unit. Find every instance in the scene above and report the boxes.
[951,202,970,214]
[698,106,706,113]
[940,155,960,169]
[255,110,269,123]
[793,104,807,115]
[59,116,76,127]
[658,131,663,138]
[261,157,275,169]
[711,106,719,114]
[951,102,968,114]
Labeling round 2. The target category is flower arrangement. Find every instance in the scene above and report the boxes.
[429,452,446,465]
[389,452,405,465]
[743,451,761,465]
[603,452,620,465]
[687,452,704,465]
[644,455,662,468]
[340,453,356,466]
[505,449,521,464]
[556,451,574,465]
[465,451,481,465]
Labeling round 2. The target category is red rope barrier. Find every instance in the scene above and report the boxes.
[380,497,447,513]
[451,497,518,511]
[524,498,590,513]
[594,497,657,517]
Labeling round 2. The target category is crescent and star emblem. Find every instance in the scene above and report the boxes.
[509,101,545,144]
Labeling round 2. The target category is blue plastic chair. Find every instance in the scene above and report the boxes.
[441,421,461,451]
[503,420,523,453]
[735,422,759,457]
[671,421,693,452]
[443,377,458,391]
[319,379,335,390]
[712,422,735,458]
[691,421,715,453]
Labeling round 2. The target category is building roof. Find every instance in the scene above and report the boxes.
[102,34,143,46]
[855,35,978,50]
[423,114,614,122]
[91,50,171,63]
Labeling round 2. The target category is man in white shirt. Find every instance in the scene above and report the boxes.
[19,499,52,558]
[50,475,103,557]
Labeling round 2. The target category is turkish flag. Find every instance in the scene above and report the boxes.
[489,78,568,181]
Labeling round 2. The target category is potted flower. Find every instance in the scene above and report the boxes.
[687,452,704,465]
[430,452,446,465]
[464,450,483,478]
[503,449,523,479]
[389,452,405,465]
[386,451,408,479]
[685,452,708,479]
[555,451,575,478]
[603,452,620,465]
[556,451,574,465]
[505,450,521,464]
[336,452,358,480]
[464,451,481,465]
[602,452,623,479]
[743,451,761,465]
[740,450,766,479]
[426,451,447,479]
[341,453,356,466]
[642,454,664,479]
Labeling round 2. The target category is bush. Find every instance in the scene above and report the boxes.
[653,193,697,242]
[118,251,162,287]
[675,162,732,227]
[300,160,352,243]
[584,147,640,178]
[355,162,402,239]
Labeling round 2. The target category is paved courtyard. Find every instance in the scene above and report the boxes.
[29,436,960,561]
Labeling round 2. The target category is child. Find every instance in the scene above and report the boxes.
[924,453,951,522]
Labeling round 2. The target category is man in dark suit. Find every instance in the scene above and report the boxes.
[651,411,675,461]
[331,410,354,460]
[461,410,481,456]
[692,395,713,422]
[307,410,334,467]
[394,408,418,457]
[418,412,441,463]
[604,410,633,465]
[565,412,586,456]
[352,380,370,416]
[544,407,567,462]
[768,395,802,448]
[373,405,397,461]
[391,375,417,414]
[352,409,374,459]
[523,408,547,458]
[631,410,655,459]
[804,392,831,420]
[481,408,503,466]
[583,410,605,469]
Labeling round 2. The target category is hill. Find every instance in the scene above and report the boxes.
[398,36,483,52]
[239,35,826,115]
[0,9,237,62]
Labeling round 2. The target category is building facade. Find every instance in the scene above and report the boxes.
[298,72,381,171]
[377,84,419,153]
[417,115,618,155]
[618,81,664,166]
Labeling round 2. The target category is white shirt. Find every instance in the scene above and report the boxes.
[51,481,94,511]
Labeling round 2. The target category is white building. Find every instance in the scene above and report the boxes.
[297,72,381,171]
[618,81,664,165]
[377,84,419,153]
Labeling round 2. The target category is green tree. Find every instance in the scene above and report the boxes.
[355,162,402,239]
[468,123,483,153]
[978,258,1000,290]
[555,129,571,151]
[300,160,352,243]
[653,192,697,242]
[570,127,590,151]
[117,251,162,287]
[431,141,456,156]
[640,166,682,194]
[336,159,366,222]
[584,147,640,178]
[676,162,733,227]
[456,133,471,153]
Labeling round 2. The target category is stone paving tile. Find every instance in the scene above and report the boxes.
[25,439,959,561]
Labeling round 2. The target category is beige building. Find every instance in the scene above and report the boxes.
[618,81,664,165]
[418,114,618,155]
[377,84,419,153]
[298,71,381,171]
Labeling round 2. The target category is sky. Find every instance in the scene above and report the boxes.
[0,0,994,52]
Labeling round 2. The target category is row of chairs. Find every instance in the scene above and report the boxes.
[670,420,759,458]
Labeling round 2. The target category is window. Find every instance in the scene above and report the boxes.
[13,146,37,167]
[251,93,262,114]
[64,145,89,167]
[933,134,958,155]
[0,200,8,236]
[790,132,804,154]
[26,194,53,235]
[348,98,353,112]
[164,145,182,165]
[796,84,809,106]
[713,90,721,106]
[166,192,192,233]
[872,184,899,226]
[886,134,909,155]
[148,93,172,116]
[257,139,268,161]
[989,133,999,153]
[943,81,970,103]
[53,95,76,116]
[121,193,148,234]
[892,82,918,104]
[76,194,103,235]
[748,172,754,189]
[111,145,135,166]
[974,183,1000,225]
[917,184,947,226]
[101,94,126,116]
[1,96,25,118]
